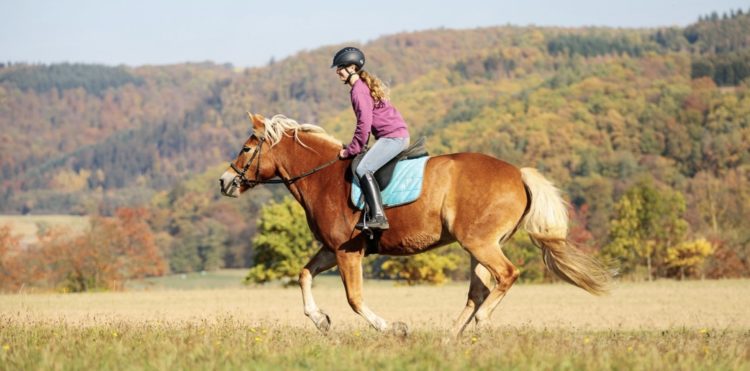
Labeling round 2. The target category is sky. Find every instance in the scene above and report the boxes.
[1,0,748,68]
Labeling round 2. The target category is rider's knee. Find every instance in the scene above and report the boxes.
[355,164,368,179]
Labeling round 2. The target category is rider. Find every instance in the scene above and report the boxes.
[333,47,410,231]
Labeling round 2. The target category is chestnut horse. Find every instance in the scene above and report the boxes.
[219,113,610,337]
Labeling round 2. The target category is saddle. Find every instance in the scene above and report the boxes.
[348,137,429,189]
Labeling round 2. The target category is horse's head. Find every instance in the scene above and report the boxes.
[219,113,277,198]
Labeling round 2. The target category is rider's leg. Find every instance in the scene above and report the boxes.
[355,137,409,230]
[358,171,389,229]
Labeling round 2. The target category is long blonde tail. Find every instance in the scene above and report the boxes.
[519,168,611,295]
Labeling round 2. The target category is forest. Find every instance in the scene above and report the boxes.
[1,10,749,291]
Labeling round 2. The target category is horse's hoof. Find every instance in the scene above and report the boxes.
[391,321,409,338]
[314,311,331,334]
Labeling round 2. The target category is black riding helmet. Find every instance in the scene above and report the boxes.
[331,47,365,70]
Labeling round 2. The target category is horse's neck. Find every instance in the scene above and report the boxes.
[276,135,340,175]
[276,135,344,205]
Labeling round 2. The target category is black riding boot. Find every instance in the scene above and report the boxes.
[356,172,390,231]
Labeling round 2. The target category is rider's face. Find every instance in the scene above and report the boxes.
[336,65,355,81]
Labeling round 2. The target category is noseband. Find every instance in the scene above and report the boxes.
[229,133,339,188]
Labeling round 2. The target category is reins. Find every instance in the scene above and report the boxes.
[230,133,339,188]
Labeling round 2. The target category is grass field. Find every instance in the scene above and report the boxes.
[1,278,749,370]
[0,214,88,245]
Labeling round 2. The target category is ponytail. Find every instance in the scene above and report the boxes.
[358,70,390,104]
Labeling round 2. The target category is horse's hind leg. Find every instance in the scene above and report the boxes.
[458,241,519,334]
[299,247,337,333]
[451,256,493,337]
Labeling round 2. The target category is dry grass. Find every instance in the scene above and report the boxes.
[1,279,749,370]
[0,214,88,245]
[3,278,749,330]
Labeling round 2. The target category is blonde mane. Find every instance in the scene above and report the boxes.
[259,114,341,149]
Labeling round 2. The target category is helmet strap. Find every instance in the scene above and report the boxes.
[344,71,358,85]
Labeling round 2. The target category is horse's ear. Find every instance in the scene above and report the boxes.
[248,112,265,131]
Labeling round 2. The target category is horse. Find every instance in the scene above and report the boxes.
[219,113,611,337]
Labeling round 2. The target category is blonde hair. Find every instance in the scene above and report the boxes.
[358,70,390,104]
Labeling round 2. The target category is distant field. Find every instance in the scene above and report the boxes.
[126,269,251,290]
[0,214,89,245]
[1,279,749,369]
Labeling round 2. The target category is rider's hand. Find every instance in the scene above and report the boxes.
[339,149,347,159]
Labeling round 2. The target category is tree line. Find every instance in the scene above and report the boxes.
[1,10,749,289]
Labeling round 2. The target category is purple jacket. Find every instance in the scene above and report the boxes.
[343,79,409,157]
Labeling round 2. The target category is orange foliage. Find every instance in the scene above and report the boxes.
[1,208,166,292]
[568,204,596,254]
[0,225,25,291]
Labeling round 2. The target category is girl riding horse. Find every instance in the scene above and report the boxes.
[332,47,410,231]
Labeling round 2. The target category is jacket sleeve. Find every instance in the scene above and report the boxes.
[343,86,374,157]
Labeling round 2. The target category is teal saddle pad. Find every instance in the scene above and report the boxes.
[351,156,429,210]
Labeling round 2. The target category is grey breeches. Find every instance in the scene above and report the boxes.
[355,137,410,178]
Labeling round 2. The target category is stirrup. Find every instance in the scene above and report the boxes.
[355,210,389,232]
[367,216,389,230]
[356,217,389,231]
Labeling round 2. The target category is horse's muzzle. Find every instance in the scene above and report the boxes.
[219,172,240,198]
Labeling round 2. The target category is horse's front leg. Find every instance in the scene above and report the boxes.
[336,245,401,333]
[299,247,337,333]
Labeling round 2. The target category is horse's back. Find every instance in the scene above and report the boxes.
[427,152,523,187]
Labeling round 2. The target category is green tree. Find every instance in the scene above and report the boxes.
[603,179,689,280]
[169,219,228,273]
[245,197,318,285]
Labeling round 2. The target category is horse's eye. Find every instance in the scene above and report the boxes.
[242,146,252,153]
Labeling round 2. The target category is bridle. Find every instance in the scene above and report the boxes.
[229,132,339,189]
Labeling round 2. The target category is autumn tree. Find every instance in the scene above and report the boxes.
[377,244,467,285]
[603,180,689,280]
[29,208,166,292]
[665,238,714,279]
[0,225,24,291]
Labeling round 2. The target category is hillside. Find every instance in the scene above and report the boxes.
[1,10,749,277]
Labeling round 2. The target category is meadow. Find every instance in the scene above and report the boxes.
[1,275,749,370]
[0,214,88,246]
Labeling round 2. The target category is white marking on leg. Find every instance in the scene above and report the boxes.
[301,270,323,321]
[299,248,336,331]
[358,304,388,331]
